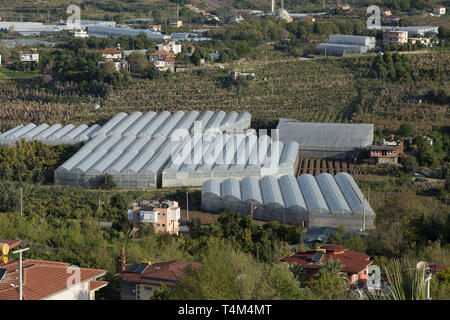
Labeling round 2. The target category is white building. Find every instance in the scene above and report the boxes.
[72,28,89,38]
[433,6,446,15]
[19,51,39,62]
[156,41,181,55]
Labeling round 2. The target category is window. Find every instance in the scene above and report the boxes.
[156,224,160,227]
[162,224,165,227]
[364,270,367,275]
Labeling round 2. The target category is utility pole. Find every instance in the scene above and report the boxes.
[98,196,101,225]
[19,188,23,216]
[186,192,189,221]
[250,200,255,219]
[12,247,29,300]
[362,199,366,232]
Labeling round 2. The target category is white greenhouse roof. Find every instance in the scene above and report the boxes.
[201,173,375,216]
[277,119,374,151]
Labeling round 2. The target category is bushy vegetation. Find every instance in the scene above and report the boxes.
[0,140,79,184]
[368,53,413,81]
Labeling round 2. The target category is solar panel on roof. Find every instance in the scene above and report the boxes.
[127,263,149,274]
[135,264,148,274]
[126,263,140,273]
[0,268,7,282]
[311,252,324,262]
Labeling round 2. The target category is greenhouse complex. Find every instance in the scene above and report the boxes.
[54,110,252,188]
[162,134,299,187]
[201,173,375,230]
[0,123,101,146]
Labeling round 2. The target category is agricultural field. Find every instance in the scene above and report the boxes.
[296,158,354,176]
[0,52,448,133]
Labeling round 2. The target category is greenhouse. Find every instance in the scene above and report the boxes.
[201,173,375,230]
[0,122,100,146]
[162,133,299,187]
[277,118,373,159]
[54,110,252,188]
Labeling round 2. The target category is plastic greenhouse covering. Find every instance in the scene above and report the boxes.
[201,174,375,230]
[54,110,252,188]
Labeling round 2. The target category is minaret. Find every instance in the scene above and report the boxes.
[281,0,284,9]
[271,0,275,13]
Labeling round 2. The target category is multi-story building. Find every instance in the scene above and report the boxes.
[72,28,89,38]
[281,244,373,287]
[153,57,175,72]
[98,48,128,71]
[383,29,408,44]
[128,200,180,234]
[148,50,176,72]
[116,260,201,300]
[19,50,39,62]
[368,138,404,164]
[99,48,122,61]
[157,41,181,55]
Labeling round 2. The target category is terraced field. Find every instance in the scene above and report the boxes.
[0,53,448,133]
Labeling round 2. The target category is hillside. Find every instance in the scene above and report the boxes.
[0,52,448,133]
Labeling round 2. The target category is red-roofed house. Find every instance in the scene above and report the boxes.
[149,50,176,72]
[99,48,122,60]
[98,48,128,71]
[281,244,373,287]
[0,258,107,300]
[116,260,201,300]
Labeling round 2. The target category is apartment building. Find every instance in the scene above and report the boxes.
[383,30,409,44]
[128,200,180,234]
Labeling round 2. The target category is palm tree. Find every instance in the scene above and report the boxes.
[118,229,134,271]
[317,258,348,282]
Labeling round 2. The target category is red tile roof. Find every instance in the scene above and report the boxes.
[0,259,107,300]
[163,57,175,62]
[429,264,447,274]
[281,245,372,275]
[116,260,201,286]
[321,244,346,252]
[99,48,121,54]
[89,280,108,291]
[0,239,21,250]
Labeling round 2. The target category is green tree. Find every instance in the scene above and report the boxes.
[128,52,151,75]
[402,156,419,174]
[100,174,116,190]
[398,123,414,137]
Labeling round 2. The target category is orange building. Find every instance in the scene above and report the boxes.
[129,200,180,235]
[281,244,373,287]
